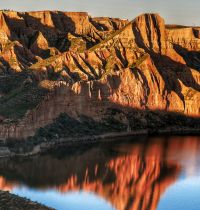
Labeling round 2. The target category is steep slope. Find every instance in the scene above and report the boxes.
[0,11,200,141]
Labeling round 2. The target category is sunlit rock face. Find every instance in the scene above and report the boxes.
[1,136,199,209]
[91,17,129,31]
[0,61,185,139]
[1,11,200,138]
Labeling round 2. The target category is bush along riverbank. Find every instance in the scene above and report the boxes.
[2,108,200,157]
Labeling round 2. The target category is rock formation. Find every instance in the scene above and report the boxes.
[0,11,200,139]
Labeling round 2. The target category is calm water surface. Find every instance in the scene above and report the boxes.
[0,135,200,210]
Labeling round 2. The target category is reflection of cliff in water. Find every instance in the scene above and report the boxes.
[1,136,200,210]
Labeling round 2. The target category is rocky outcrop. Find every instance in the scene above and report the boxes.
[0,11,200,138]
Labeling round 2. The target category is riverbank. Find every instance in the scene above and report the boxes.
[0,190,55,210]
[1,126,200,158]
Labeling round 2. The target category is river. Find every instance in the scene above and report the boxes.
[0,135,200,210]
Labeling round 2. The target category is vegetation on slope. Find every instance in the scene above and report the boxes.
[29,53,64,69]
[130,53,149,68]
[57,33,87,53]
[88,18,136,52]
[2,106,200,154]
[26,113,127,146]
[0,72,57,124]
[69,37,86,53]
[28,108,200,143]
[165,25,188,29]
[0,41,16,56]
[100,53,116,78]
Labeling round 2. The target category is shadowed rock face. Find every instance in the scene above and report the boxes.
[0,11,200,138]
[0,135,190,210]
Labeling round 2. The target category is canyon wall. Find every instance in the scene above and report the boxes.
[0,58,185,139]
[0,12,200,139]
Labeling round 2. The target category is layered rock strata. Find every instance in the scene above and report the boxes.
[0,11,200,139]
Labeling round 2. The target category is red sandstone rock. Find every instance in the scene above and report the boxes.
[0,11,200,137]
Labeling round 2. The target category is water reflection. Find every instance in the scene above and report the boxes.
[0,135,200,210]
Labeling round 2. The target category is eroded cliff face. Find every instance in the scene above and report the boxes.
[0,136,187,210]
[0,60,185,139]
[0,11,200,139]
[91,17,129,31]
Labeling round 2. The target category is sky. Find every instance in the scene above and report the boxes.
[0,0,200,26]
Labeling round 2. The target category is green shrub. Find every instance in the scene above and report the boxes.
[5,137,34,153]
